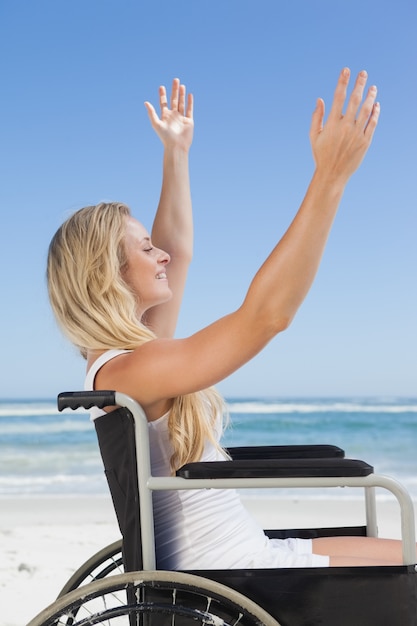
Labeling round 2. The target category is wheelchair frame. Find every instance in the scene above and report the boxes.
[27,390,417,626]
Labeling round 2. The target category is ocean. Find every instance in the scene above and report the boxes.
[0,397,416,501]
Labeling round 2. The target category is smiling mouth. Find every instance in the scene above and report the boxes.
[156,272,167,280]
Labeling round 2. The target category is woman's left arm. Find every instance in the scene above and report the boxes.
[144,78,194,338]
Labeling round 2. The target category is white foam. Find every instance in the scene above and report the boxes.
[227,401,417,414]
[0,418,93,435]
[0,407,88,417]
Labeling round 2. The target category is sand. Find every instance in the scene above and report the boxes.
[1,494,415,626]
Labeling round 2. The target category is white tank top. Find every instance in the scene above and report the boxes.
[85,350,325,569]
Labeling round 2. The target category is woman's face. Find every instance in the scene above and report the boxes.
[121,217,172,313]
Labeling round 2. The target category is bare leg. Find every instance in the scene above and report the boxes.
[312,536,417,566]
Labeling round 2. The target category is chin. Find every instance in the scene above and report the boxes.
[158,288,173,305]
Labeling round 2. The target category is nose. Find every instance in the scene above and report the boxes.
[157,248,170,265]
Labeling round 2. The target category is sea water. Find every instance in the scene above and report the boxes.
[0,397,416,500]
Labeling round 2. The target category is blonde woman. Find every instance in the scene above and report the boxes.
[48,70,414,569]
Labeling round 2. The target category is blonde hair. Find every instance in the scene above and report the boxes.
[47,202,226,471]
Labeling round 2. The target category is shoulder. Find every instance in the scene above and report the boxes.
[86,349,133,375]
[90,344,174,421]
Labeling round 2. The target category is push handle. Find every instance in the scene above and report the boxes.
[57,390,116,411]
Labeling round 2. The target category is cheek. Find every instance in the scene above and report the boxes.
[121,265,140,296]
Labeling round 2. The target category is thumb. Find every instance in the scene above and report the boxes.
[144,101,159,126]
[310,98,325,140]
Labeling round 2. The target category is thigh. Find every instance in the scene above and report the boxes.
[312,535,404,566]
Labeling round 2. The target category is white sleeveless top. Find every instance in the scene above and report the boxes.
[85,350,328,569]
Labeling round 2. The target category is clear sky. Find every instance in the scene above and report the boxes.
[1,0,416,399]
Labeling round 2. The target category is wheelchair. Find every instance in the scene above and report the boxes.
[27,390,417,625]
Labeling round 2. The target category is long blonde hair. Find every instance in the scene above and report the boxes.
[47,202,227,471]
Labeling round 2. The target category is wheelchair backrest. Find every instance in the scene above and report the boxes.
[94,407,143,572]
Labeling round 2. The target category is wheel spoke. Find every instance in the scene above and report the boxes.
[29,571,281,626]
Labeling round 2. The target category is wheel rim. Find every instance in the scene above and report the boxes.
[28,570,281,626]
[57,540,123,597]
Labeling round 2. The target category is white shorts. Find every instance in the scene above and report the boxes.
[249,537,330,569]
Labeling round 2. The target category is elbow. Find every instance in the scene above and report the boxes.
[241,296,295,341]
[178,246,193,265]
[169,248,193,268]
[255,310,293,340]
[270,312,293,334]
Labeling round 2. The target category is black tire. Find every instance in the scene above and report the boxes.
[57,539,123,597]
[28,570,281,626]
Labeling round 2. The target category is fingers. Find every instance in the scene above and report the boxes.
[356,84,379,132]
[185,92,193,119]
[156,78,193,118]
[328,68,373,121]
[173,79,193,117]
[170,78,180,111]
[328,67,351,122]
[326,68,379,134]
[344,70,369,121]
[178,88,193,118]
[344,71,380,137]
[363,100,380,140]
[159,85,169,116]
[178,83,186,115]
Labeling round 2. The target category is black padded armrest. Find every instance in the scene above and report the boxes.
[177,458,374,479]
[226,444,345,460]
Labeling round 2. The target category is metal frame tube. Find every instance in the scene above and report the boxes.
[116,393,417,568]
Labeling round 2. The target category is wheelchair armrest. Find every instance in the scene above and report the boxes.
[226,444,345,460]
[177,458,374,479]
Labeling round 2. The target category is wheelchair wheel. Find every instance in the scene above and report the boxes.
[28,570,281,626]
[57,539,123,597]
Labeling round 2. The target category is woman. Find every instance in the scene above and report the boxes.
[48,69,414,568]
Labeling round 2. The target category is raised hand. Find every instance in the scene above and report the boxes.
[145,78,194,152]
[310,68,380,183]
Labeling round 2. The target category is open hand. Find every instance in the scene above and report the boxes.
[145,78,194,152]
[310,68,380,183]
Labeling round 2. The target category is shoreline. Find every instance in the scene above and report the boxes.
[1,495,416,626]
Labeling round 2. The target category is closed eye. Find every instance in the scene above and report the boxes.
[141,236,154,252]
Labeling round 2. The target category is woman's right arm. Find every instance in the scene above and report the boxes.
[96,69,380,406]
[236,68,379,332]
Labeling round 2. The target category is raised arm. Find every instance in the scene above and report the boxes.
[242,68,380,334]
[143,78,194,338]
[97,69,380,409]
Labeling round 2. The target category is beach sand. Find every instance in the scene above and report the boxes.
[1,494,415,626]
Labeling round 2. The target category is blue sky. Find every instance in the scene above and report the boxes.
[1,0,416,399]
